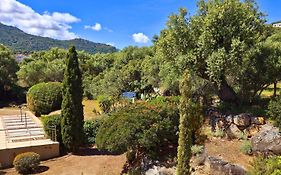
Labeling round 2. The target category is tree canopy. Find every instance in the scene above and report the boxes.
[0,44,19,100]
[155,0,274,104]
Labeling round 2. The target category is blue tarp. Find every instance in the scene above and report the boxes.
[122,92,136,99]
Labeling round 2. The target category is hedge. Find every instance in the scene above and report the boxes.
[27,82,62,116]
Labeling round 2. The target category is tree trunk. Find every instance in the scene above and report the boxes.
[218,78,239,105]
[273,81,277,97]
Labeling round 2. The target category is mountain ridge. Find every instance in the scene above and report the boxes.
[0,23,117,54]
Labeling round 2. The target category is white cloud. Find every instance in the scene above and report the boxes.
[0,0,80,40]
[132,33,149,43]
[104,27,113,33]
[85,23,102,31]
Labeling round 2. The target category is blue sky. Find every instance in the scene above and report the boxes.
[1,0,280,49]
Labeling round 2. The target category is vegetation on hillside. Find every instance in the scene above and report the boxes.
[0,23,117,54]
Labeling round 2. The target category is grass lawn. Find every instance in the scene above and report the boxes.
[260,82,281,98]
[83,99,102,120]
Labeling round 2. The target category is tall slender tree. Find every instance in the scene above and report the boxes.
[177,71,202,175]
[61,46,84,152]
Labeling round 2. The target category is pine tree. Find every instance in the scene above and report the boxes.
[176,71,202,175]
[61,46,84,153]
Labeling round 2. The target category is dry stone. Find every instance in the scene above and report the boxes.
[226,124,243,139]
[251,125,281,155]
[245,125,260,138]
[233,113,251,127]
[251,117,265,125]
[205,156,246,175]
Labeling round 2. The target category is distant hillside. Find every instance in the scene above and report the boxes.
[0,23,117,54]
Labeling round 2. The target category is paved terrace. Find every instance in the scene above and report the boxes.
[0,109,59,168]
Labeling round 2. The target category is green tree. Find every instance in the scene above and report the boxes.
[156,0,269,104]
[0,44,19,100]
[61,46,84,152]
[177,71,202,175]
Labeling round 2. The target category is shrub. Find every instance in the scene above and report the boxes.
[27,82,62,116]
[97,95,113,113]
[191,145,204,156]
[240,140,252,155]
[248,156,281,175]
[13,152,40,174]
[267,96,281,129]
[41,114,62,143]
[96,103,179,161]
[84,118,102,144]
[212,129,225,138]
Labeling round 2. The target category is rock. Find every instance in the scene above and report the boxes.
[245,125,260,138]
[145,165,175,175]
[251,116,266,125]
[226,124,243,139]
[251,126,281,155]
[225,115,233,125]
[205,156,246,175]
[233,113,251,127]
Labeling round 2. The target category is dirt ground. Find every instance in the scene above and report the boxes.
[205,138,254,170]
[2,148,126,175]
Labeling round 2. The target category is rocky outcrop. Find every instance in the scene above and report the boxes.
[207,108,266,139]
[205,157,246,175]
[233,113,251,127]
[251,124,281,155]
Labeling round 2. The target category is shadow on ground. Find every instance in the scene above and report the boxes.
[0,171,7,175]
[75,147,120,156]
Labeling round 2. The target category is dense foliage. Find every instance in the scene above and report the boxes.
[96,102,179,164]
[17,48,67,87]
[61,46,84,152]
[267,96,281,129]
[13,152,40,174]
[26,82,62,116]
[248,156,281,175]
[155,0,278,104]
[0,23,117,54]
[0,44,19,100]
[42,114,62,144]
[83,118,102,144]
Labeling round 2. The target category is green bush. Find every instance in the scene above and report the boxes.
[96,103,179,161]
[212,129,225,138]
[97,95,113,113]
[191,145,204,156]
[267,96,281,129]
[42,114,103,146]
[84,118,102,144]
[13,152,40,174]
[41,114,62,143]
[240,140,252,155]
[248,156,281,175]
[27,82,62,116]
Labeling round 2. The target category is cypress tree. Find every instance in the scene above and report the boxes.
[61,46,84,153]
[176,71,202,175]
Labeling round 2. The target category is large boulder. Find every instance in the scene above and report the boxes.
[251,124,281,155]
[205,157,246,175]
[226,124,243,139]
[233,113,251,127]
